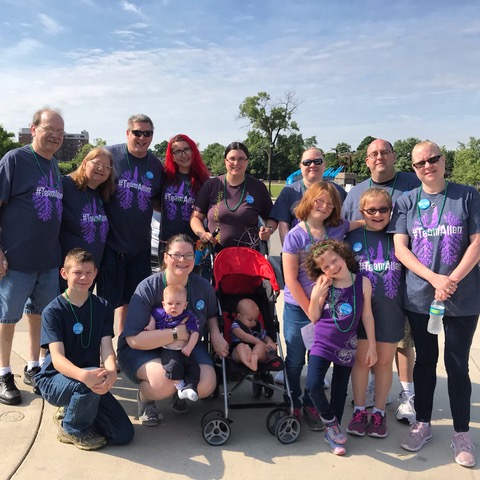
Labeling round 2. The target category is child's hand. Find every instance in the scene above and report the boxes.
[364,346,378,368]
[266,340,277,351]
[182,346,193,357]
[313,275,332,297]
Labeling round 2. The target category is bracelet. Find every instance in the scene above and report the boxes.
[172,327,178,341]
[266,226,274,232]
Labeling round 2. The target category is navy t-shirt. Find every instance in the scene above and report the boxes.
[0,145,63,271]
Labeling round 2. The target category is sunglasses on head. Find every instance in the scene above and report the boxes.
[412,155,441,169]
[130,130,154,138]
[363,206,391,215]
[301,158,324,167]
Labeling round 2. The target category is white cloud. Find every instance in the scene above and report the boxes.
[38,13,64,35]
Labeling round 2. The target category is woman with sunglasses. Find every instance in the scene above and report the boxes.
[159,134,210,260]
[60,146,116,289]
[390,141,480,468]
[282,181,362,430]
[117,233,229,426]
[345,188,405,439]
[190,142,276,251]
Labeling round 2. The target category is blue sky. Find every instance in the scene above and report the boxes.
[1,0,479,151]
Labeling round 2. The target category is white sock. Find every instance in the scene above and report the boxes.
[27,361,39,371]
[354,405,366,412]
[39,357,46,367]
[0,366,12,376]
[178,388,198,401]
[372,408,385,416]
[400,381,414,397]
[174,380,186,391]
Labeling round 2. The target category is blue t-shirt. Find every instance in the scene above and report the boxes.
[60,175,109,267]
[389,182,480,316]
[37,293,114,378]
[0,145,63,271]
[105,144,164,253]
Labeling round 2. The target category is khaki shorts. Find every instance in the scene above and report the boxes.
[397,316,414,349]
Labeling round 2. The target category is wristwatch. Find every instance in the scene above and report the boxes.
[172,327,178,341]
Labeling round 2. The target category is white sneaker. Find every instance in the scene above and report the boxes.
[274,371,284,384]
[396,394,416,424]
[365,382,392,408]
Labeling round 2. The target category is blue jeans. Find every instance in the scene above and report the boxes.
[37,370,134,444]
[407,311,478,432]
[283,302,314,409]
[306,354,352,423]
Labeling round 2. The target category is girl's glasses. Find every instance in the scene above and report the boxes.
[363,207,391,215]
[314,198,334,209]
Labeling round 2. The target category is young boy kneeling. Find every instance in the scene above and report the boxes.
[35,248,134,450]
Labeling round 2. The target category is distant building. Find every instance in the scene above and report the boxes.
[18,128,89,163]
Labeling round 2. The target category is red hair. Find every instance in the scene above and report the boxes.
[164,134,210,192]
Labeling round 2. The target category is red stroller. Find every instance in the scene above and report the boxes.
[201,247,300,446]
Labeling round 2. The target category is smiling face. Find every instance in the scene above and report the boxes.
[171,140,192,174]
[163,241,195,277]
[224,149,248,182]
[365,139,396,181]
[361,194,392,231]
[411,142,445,187]
[309,191,335,223]
[31,110,65,160]
[84,152,113,188]
[61,260,97,293]
[300,148,325,186]
[126,121,154,158]
[315,250,347,280]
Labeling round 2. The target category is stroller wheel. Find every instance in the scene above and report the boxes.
[264,373,274,398]
[266,408,290,435]
[252,374,263,398]
[201,410,225,427]
[202,413,231,446]
[275,415,301,444]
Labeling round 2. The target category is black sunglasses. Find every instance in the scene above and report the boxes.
[130,130,154,138]
[363,206,391,215]
[301,158,324,166]
[412,155,441,169]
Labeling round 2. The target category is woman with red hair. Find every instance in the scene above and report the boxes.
[159,134,210,257]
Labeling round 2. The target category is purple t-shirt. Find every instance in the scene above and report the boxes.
[310,273,363,367]
[105,144,164,253]
[60,175,109,267]
[389,182,480,316]
[0,145,63,271]
[282,220,350,305]
[194,175,273,250]
[151,307,200,333]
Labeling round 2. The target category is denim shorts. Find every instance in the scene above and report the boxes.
[117,337,213,385]
[0,268,59,324]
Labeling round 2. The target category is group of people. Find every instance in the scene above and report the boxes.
[0,108,478,468]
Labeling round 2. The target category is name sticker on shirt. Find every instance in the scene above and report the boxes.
[418,198,430,210]
[196,300,205,311]
[339,303,353,315]
[352,242,363,252]
[245,195,254,204]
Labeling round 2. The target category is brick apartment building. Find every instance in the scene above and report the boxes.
[18,128,89,163]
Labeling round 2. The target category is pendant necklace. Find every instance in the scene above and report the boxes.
[64,290,93,348]
[30,144,61,188]
[416,181,449,231]
[363,227,390,272]
[330,273,356,332]
[223,175,246,212]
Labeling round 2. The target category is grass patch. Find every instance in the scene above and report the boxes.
[264,181,285,198]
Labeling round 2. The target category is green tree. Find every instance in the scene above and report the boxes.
[0,125,21,158]
[238,91,300,192]
[93,138,107,146]
[393,137,420,172]
[152,140,168,159]
[201,142,225,176]
[348,136,376,180]
[451,137,480,186]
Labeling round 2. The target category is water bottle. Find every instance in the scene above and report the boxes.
[427,300,445,334]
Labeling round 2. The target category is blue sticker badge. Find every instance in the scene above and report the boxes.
[339,303,353,315]
[73,323,83,334]
[245,195,254,204]
[418,198,430,210]
[146,171,154,180]
[196,300,205,311]
[352,242,363,252]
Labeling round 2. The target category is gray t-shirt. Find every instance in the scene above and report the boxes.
[389,182,480,316]
[0,145,63,271]
[342,172,420,221]
[105,144,164,253]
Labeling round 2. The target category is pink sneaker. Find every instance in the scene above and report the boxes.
[451,432,476,468]
[347,409,368,437]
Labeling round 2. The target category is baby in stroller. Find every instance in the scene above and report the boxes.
[230,298,277,371]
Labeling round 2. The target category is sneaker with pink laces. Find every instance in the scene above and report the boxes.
[400,421,432,452]
[366,411,387,438]
[302,405,325,431]
[293,407,302,421]
[451,431,476,468]
[347,409,368,437]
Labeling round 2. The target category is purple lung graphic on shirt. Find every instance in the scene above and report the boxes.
[81,198,109,244]
[117,167,152,211]
[164,181,194,221]
[32,171,63,222]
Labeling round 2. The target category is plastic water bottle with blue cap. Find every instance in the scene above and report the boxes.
[427,300,444,335]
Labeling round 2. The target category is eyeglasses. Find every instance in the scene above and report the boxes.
[38,125,65,136]
[314,198,334,209]
[225,157,248,163]
[130,130,154,138]
[367,150,392,159]
[166,252,195,261]
[172,147,192,157]
[90,160,113,171]
[412,155,442,170]
[301,158,324,166]
[363,206,391,215]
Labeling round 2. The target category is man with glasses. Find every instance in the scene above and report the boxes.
[0,108,65,404]
[270,147,347,245]
[342,138,420,423]
[97,114,164,336]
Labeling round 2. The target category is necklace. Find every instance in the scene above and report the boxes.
[416,181,449,231]
[124,145,150,181]
[330,273,356,332]
[369,173,398,197]
[223,175,246,212]
[30,144,61,188]
[64,290,93,348]
[304,220,328,245]
[363,227,390,271]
